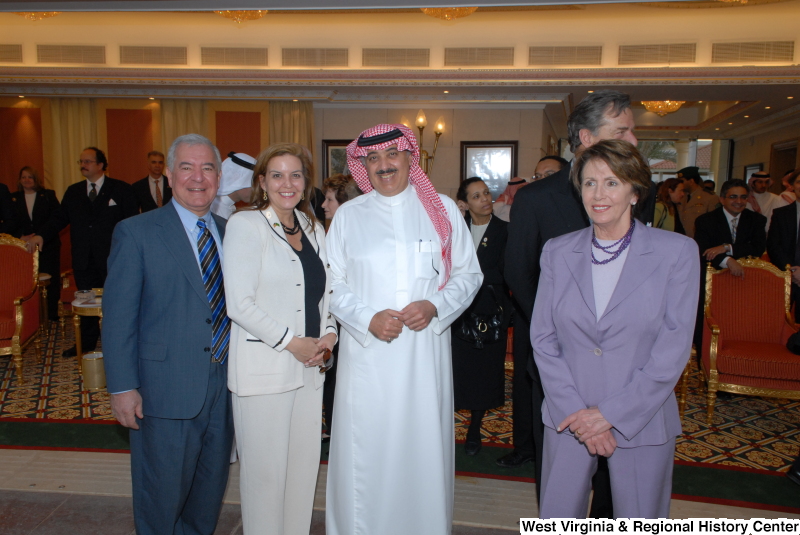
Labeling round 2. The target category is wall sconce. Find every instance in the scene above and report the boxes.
[415,110,445,177]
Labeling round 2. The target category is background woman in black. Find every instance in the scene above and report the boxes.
[452,177,511,455]
[11,166,61,321]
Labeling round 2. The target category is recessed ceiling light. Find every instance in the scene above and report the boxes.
[788,96,794,99]
[765,106,771,109]
[293,99,298,102]
[587,90,594,93]
[18,95,24,98]
[744,115,750,118]
[728,122,733,125]
[675,131,679,134]
[698,101,703,103]
[149,97,155,100]
[715,128,720,130]
[443,90,449,94]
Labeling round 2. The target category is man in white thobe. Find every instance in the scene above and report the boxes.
[746,171,788,232]
[325,124,482,535]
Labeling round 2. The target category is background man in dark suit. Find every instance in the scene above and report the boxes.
[0,182,16,235]
[132,150,172,213]
[103,134,233,535]
[695,179,767,276]
[28,147,137,356]
[504,90,640,516]
[767,193,800,321]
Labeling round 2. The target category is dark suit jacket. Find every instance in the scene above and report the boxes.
[505,163,588,322]
[768,202,798,270]
[10,189,61,238]
[132,175,172,213]
[103,202,228,419]
[694,207,766,269]
[0,183,15,235]
[468,214,510,318]
[39,177,138,271]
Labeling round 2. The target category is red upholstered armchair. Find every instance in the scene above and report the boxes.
[702,258,800,424]
[0,234,40,378]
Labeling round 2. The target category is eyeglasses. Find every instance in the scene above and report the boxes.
[77,160,97,165]
[724,195,748,200]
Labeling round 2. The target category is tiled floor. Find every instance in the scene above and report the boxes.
[0,449,797,534]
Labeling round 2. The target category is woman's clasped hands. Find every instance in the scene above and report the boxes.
[286,333,337,367]
[558,407,617,457]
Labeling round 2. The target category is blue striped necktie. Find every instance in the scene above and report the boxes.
[196,219,230,364]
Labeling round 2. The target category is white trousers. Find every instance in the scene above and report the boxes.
[233,366,323,535]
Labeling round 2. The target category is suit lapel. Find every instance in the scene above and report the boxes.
[565,228,596,319]
[551,165,590,229]
[716,208,733,244]
[602,222,662,318]
[157,204,209,305]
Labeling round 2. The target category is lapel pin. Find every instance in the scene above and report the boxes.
[481,237,488,247]
[273,222,280,228]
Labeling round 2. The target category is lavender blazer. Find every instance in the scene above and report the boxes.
[531,222,700,448]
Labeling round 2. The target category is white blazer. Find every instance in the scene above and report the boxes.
[223,208,337,396]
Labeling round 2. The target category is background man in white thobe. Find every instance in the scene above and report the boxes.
[325,124,482,535]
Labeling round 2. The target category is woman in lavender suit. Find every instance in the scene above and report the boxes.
[532,140,700,519]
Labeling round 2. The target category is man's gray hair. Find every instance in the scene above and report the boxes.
[567,90,631,152]
[166,134,222,173]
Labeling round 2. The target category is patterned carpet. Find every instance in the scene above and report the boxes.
[1,323,799,472]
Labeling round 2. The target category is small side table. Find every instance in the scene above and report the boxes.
[72,297,103,360]
[37,273,51,333]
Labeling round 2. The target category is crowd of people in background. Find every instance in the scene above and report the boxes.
[1,87,799,534]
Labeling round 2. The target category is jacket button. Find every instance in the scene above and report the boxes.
[326,263,330,268]
[329,290,333,294]
[206,318,212,324]
[204,347,210,352]
[327,313,331,319]
[593,348,602,356]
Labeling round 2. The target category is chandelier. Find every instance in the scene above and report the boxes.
[214,10,268,24]
[420,7,479,21]
[717,0,748,3]
[641,100,686,116]
[14,12,61,21]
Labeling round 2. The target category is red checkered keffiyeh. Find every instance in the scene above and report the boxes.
[347,123,452,290]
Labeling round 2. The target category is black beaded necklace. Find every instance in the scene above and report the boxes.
[281,212,301,235]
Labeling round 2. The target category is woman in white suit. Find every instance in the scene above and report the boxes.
[223,143,337,535]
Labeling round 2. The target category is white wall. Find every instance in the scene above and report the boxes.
[313,104,546,198]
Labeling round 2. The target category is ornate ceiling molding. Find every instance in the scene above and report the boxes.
[1,65,799,89]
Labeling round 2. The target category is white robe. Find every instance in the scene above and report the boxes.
[747,191,788,232]
[325,184,482,535]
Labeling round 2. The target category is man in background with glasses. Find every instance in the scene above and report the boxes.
[27,147,137,356]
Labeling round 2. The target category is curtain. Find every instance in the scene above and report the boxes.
[269,101,314,150]
[160,99,209,153]
[49,98,98,196]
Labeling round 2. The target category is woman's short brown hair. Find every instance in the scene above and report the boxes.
[323,173,362,205]
[571,139,652,210]
[656,178,683,216]
[251,143,316,229]
[17,166,43,193]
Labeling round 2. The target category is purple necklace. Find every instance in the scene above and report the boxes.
[591,219,635,265]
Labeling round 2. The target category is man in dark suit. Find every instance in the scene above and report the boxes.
[103,134,233,535]
[695,179,767,275]
[132,150,172,213]
[0,182,16,235]
[767,193,800,321]
[505,90,640,516]
[29,147,137,356]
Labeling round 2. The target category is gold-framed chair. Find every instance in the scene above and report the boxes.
[701,258,800,424]
[0,234,40,378]
[57,225,77,335]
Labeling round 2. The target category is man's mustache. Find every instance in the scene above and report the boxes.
[375,168,398,175]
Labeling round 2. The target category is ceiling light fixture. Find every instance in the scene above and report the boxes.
[765,106,771,109]
[14,12,60,21]
[443,90,449,94]
[214,10,267,24]
[588,90,594,93]
[789,96,795,100]
[641,100,686,116]
[420,7,478,21]
[18,95,24,98]
[744,115,749,118]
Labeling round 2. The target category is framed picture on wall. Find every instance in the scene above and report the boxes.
[322,139,352,179]
[744,163,763,181]
[460,141,518,200]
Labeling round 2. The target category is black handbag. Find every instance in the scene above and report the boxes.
[454,285,505,349]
